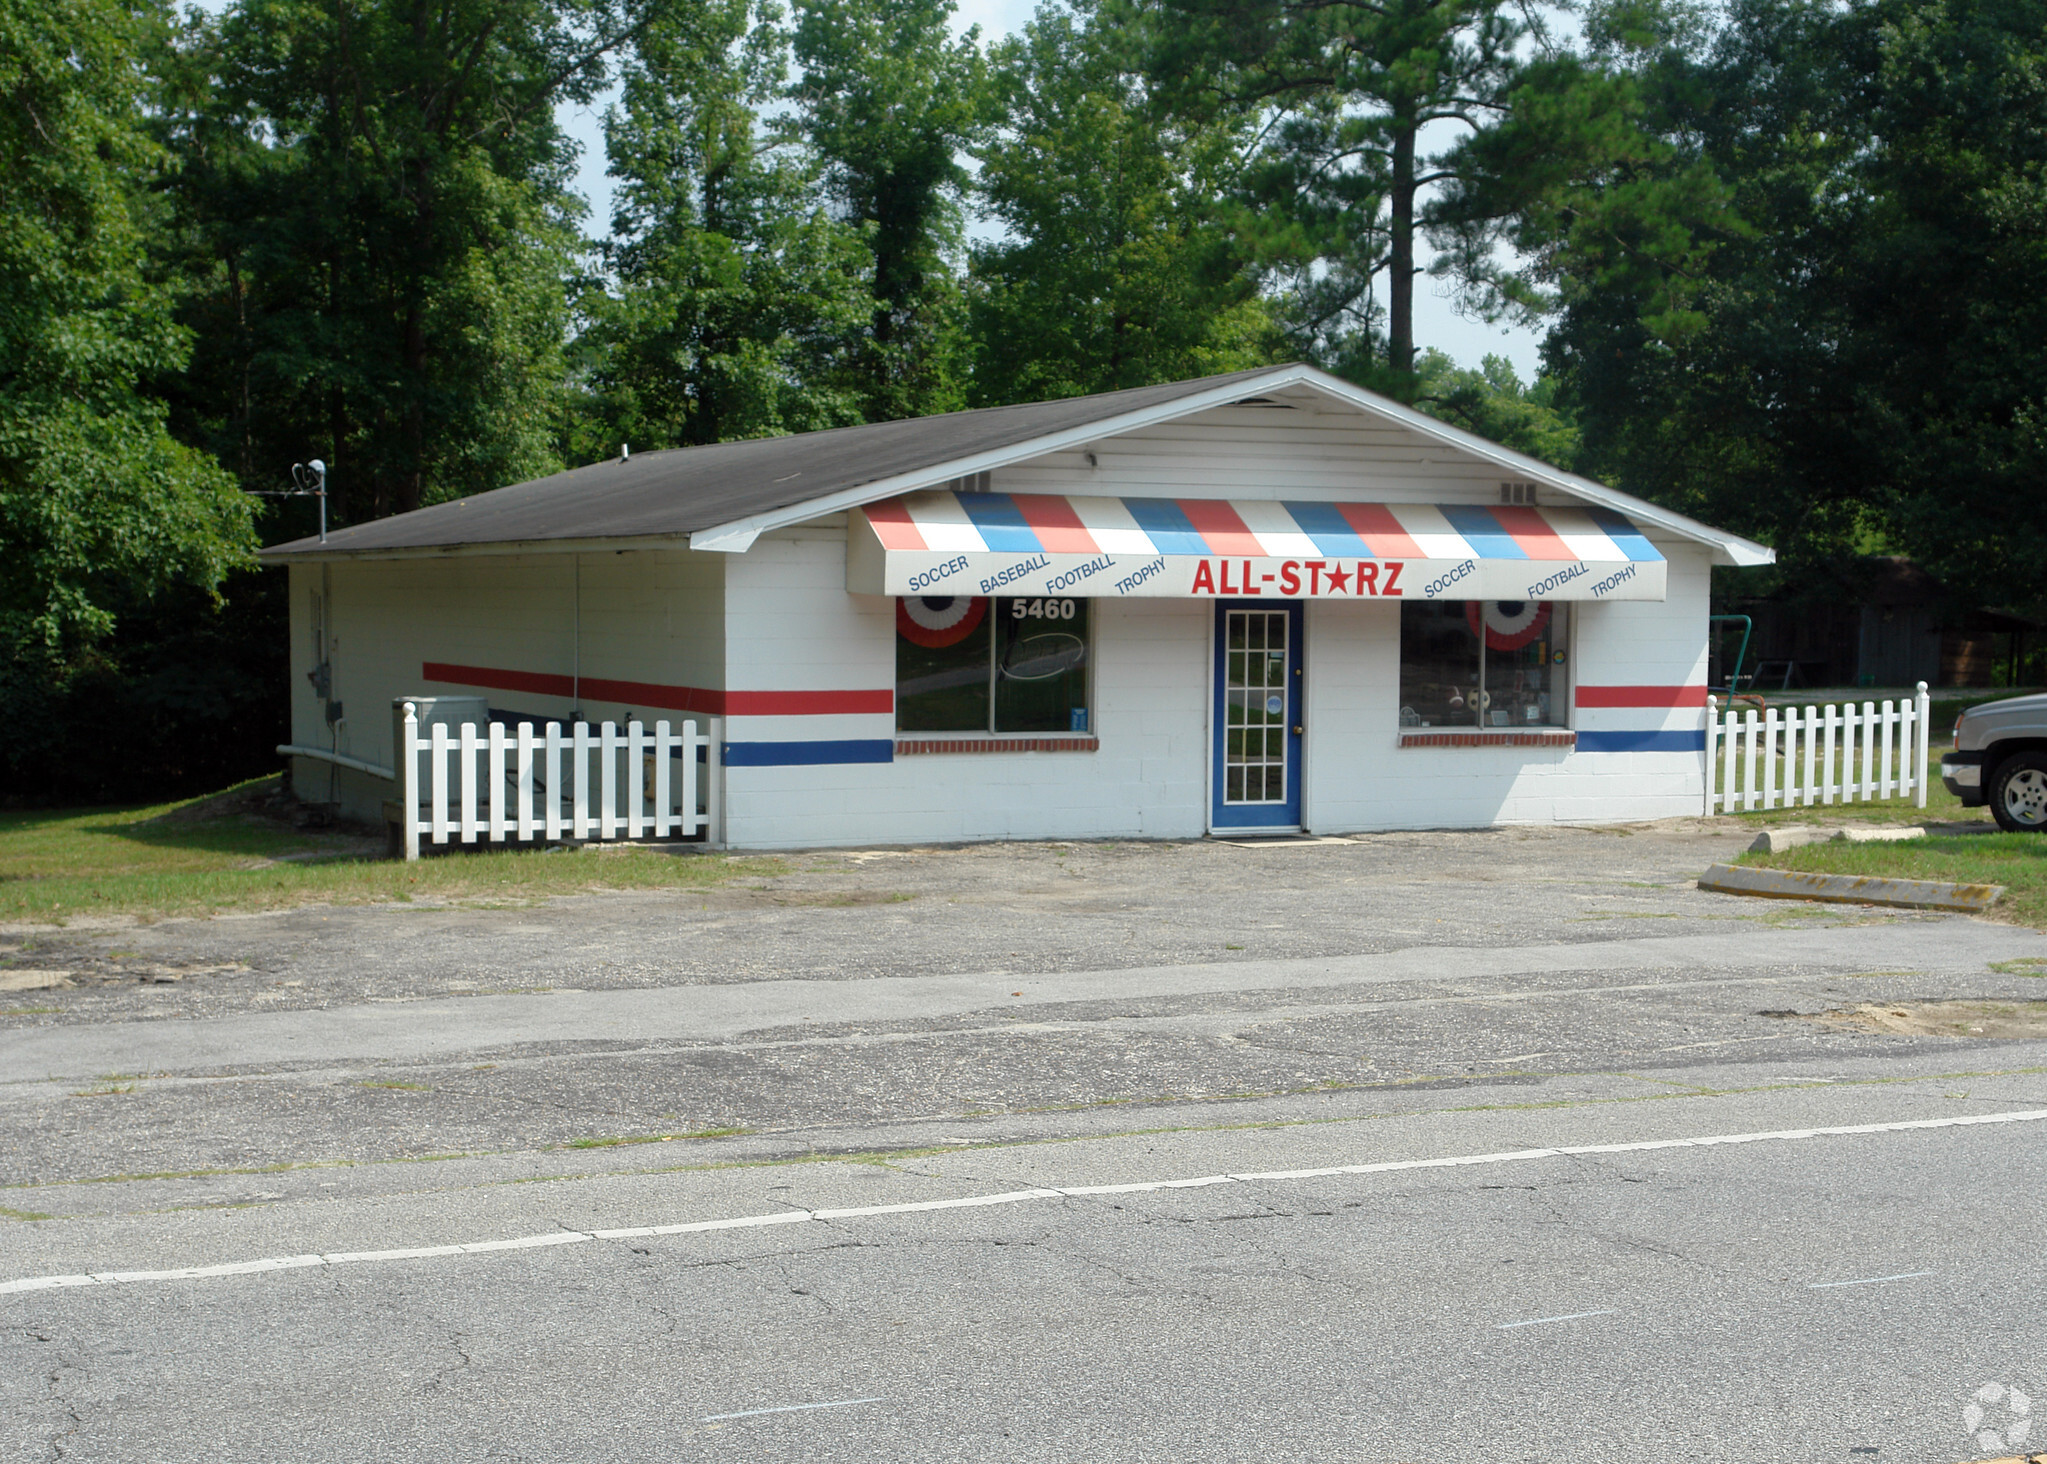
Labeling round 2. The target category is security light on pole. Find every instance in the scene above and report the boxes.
[251,458,329,542]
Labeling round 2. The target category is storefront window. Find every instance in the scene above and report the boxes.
[896,596,992,731]
[1478,601,1566,727]
[995,597,1090,732]
[1398,601,1568,728]
[897,596,1091,733]
[1399,601,1481,728]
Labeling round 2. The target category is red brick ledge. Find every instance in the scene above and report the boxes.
[1400,730,1576,748]
[896,736,1100,755]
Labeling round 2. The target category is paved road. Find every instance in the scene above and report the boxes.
[4,823,2046,1461]
[5,1069,2044,1463]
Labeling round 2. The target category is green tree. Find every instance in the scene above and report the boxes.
[1842,0,2047,609]
[1427,21,1745,351]
[0,0,253,684]
[1540,0,2047,608]
[162,0,647,520]
[967,1,1280,404]
[1533,0,1847,562]
[1150,0,1561,393]
[572,0,871,455]
[1413,350,1580,467]
[789,0,990,420]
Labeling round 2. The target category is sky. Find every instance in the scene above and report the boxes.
[557,0,1547,379]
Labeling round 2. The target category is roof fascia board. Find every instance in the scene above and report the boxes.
[260,364,1771,569]
[1284,372,1775,567]
[685,365,1329,552]
[693,361,1771,567]
[257,533,695,564]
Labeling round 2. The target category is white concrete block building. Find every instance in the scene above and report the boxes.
[262,364,1771,848]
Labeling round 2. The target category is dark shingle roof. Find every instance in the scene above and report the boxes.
[260,366,1287,558]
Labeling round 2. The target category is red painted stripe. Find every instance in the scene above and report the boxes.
[861,498,927,551]
[1177,499,1263,557]
[1575,685,1709,708]
[1334,502,1423,559]
[580,676,725,713]
[726,688,893,716]
[425,662,722,713]
[425,661,577,700]
[1009,494,1100,554]
[423,663,892,717]
[1493,505,1577,561]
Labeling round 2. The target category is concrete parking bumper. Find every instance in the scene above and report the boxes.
[1698,862,2003,913]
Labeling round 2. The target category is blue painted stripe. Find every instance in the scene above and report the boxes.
[1121,498,1210,556]
[723,739,895,767]
[954,493,1042,553]
[1438,504,1527,560]
[1583,508,1663,562]
[1281,501,1373,558]
[1576,729,1705,753]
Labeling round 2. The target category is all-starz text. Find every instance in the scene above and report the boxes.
[1188,559,1405,597]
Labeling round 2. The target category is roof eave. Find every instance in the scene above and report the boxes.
[256,532,697,564]
[1278,372,1777,568]
[689,361,1774,569]
[686,365,1333,551]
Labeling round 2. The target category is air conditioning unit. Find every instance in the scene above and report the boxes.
[394,695,488,744]
[392,695,489,802]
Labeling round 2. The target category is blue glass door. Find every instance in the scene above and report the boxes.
[1212,601,1304,830]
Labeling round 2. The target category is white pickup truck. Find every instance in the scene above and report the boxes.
[1942,692,2047,831]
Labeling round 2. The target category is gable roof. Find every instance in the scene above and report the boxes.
[259,363,1772,566]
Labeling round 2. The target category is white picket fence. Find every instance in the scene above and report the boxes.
[396,701,712,859]
[1703,682,1931,814]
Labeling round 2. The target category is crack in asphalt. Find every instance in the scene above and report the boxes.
[41,1349,85,1462]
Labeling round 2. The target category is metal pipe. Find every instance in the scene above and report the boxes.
[1709,613,1753,695]
[277,744,395,780]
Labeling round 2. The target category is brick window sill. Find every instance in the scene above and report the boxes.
[896,736,1099,755]
[1400,730,1576,749]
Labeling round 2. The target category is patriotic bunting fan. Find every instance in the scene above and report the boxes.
[1467,600,1552,651]
[898,596,987,648]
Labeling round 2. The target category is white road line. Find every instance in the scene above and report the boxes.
[1497,1309,1618,1330]
[4,1108,2042,1298]
[1807,1270,1936,1290]
[703,1397,884,1422]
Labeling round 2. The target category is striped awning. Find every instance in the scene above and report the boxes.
[848,493,1665,602]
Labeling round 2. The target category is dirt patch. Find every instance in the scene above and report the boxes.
[0,949,247,990]
[144,776,385,847]
[148,777,295,825]
[0,969,73,992]
[1765,999,2047,1039]
[758,889,918,908]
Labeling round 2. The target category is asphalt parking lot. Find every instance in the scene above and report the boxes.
[2,819,2040,1192]
[0,818,1950,1014]
[4,821,2044,1462]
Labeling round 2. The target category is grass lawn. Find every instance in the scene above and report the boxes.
[1724,731,2047,926]
[0,779,784,926]
[1726,763,1985,828]
[1735,832,2047,929]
